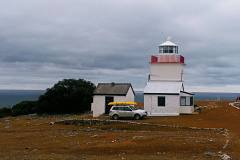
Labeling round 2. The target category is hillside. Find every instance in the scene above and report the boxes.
[0,100,239,159]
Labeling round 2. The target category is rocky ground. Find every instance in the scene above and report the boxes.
[0,100,239,160]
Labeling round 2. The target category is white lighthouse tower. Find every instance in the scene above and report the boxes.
[144,38,194,116]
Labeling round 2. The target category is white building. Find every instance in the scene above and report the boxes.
[91,83,135,117]
[144,39,194,116]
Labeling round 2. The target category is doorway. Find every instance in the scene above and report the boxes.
[105,96,114,114]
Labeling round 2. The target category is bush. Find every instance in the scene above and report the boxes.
[0,107,12,118]
[12,101,37,116]
[37,79,95,114]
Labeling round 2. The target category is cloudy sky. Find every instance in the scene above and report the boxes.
[0,0,240,92]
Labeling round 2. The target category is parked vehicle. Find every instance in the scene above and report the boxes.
[109,105,147,120]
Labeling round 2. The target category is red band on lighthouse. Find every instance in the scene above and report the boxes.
[151,55,185,64]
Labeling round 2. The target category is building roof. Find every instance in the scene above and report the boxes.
[144,81,184,94]
[159,40,177,46]
[94,83,134,96]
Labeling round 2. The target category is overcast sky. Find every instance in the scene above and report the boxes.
[0,0,240,92]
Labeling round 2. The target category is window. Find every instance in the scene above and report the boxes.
[160,46,178,54]
[118,107,124,111]
[190,97,193,106]
[158,96,165,106]
[112,107,118,110]
[168,46,173,53]
[129,106,137,110]
[180,97,186,106]
[163,49,168,53]
[180,96,193,106]
[162,46,168,53]
[186,97,190,106]
[123,107,132,111]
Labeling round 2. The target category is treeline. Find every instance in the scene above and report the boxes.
[0,79,96,118]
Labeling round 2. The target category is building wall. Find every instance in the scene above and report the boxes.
[179,106,194,114]
[144,94,180,116]
[126,87,135,101]
[150,63,184,81]
[91,95,105,117]
[91,87,135,117]
[179,92,194,114]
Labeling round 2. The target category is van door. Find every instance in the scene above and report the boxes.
[122,107,133,117]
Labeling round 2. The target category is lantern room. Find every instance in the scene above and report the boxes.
[152,38,184,64]
[158,39,178,54]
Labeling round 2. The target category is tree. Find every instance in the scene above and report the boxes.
[37,79,95,114]
[12,101,37,116]
[0,107,12,118]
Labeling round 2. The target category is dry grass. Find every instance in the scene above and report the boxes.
[0,100,239,159]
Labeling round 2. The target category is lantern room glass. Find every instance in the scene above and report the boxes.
[159,46,178,54]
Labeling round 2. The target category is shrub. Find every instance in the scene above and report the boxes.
[37,79,95,114]
[0,107,12,118]
[12,101,37,116]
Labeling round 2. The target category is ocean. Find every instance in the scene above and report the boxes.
[0,90,239,108]
[135,91,240,102]
[0,90,45,108]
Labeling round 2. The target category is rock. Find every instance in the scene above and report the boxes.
[111,140,117,143]
[49,122,55,125]
[208,138,214,142]
[132,136,144,140]
[220,154,231,160]
[4,125,10,129]
[31,149,38,152]
[90,134,98,138]
[204,151,216,157]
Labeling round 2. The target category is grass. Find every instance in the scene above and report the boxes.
[0,100,239,159]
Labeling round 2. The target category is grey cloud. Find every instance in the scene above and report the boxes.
[0,0,239,90]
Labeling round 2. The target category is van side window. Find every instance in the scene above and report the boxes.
[124,107,132,111]
[118,107,124,111]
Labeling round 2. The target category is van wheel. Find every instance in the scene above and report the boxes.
[112,114,119,120]
[134,114,141,120]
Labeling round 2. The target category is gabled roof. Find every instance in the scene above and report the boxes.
[180,91,194,95]
[94,83,134,96]
[159,40,177,46]
[144,81,183,94]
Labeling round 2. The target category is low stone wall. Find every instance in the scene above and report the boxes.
[55,119,124,126]
[55,119,226,132]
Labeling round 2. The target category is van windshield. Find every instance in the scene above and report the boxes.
[129,106,137,110]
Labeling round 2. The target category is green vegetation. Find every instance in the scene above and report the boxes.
[0,79,96,118]
[37,79,95,114]
[12,101,37,116]
[0,107,12,118]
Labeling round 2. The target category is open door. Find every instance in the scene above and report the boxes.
[105,96,114,114]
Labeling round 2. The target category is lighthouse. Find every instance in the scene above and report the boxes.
[144,38,194,116]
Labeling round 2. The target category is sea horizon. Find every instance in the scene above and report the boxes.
[0,89,239,108]
[135,91,240,103]
[0,90,45,108]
